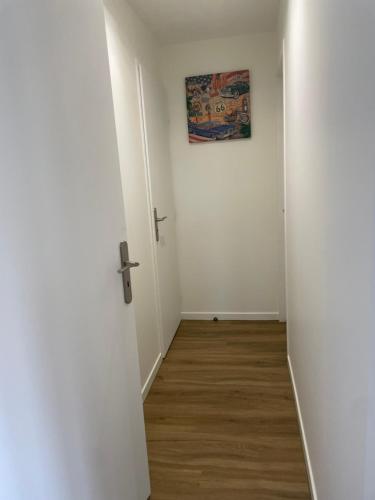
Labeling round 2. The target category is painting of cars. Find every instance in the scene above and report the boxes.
[220,81,250,99]
[185,70,250,143]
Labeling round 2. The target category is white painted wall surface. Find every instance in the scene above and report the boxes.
[282,1,375,499]
[0,1,150,498]
[161,33,281,319]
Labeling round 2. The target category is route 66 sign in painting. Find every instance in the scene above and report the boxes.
[185,70,250,143]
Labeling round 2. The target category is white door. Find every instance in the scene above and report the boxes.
[0,1,149,499]
[104,12,163,395]
[137,64,182,355]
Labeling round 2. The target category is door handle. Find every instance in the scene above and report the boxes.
[153,208,167,242]
[117,261,140,274]
[118,241,139,304]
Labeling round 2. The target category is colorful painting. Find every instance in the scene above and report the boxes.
[185,70,250,144]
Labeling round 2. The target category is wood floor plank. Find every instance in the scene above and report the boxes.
[144,320,311,499]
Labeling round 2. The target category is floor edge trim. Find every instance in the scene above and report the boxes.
[288,354,318,500]
[142,353,162,401]
[181,312,279,321]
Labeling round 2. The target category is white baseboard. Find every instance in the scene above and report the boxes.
[141,353,162,401]
[181,312,279,321]
[287,355,318,500]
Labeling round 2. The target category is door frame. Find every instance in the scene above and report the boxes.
[277,40,288,325]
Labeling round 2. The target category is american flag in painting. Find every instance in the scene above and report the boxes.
[185,70,250,144]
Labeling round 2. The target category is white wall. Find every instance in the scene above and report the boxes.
[161,33,281,319]
[104,0,165,389]
[282,1,375,499]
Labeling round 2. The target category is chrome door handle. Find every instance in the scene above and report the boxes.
[117,261,140,274]
[153,208,167,242]
[118,241,139,304]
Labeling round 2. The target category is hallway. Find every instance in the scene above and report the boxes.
[2,2,375,499]
[144,321,310,499]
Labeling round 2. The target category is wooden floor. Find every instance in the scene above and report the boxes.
[144,320,311,500]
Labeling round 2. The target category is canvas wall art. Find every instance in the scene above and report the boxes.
[185,69,250,143]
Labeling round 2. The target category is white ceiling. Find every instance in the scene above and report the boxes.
[126,0,281,45]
